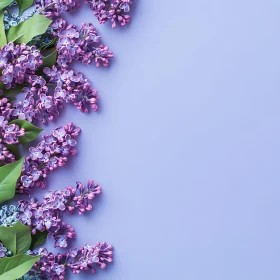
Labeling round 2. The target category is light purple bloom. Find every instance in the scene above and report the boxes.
[29,147,43,160]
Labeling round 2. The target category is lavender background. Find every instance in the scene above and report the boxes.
[36,1,280,279]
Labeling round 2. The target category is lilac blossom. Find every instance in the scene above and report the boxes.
[35,0,133,29]
[65,242,113,273]
[55,22,113,68]
[86,0,132,28]
[0,43,43,89]
[22,242,112,279]
[0,99,25,144]
[35,0,80,19]
[44,67,98,112]
[17,123,80,193]
[2,123,25,144]
[18,180,101,247]
[10,87,59,124]
[0,97,12,121]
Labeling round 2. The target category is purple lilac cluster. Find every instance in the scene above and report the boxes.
[10,72,98,124]
[23,242,112,279]
[11,88,59,124]
[86,0,132,28]
[0,43,59,124]
[0,121,24,144]
[0,97,19,166]
[35,0,133,28]
[35,0,80,19]
[18,180,101,248]
[1,29,110,123]
[18,123,80,194]
[0,43,43,89]
[53,20,114,68]
[0,97,25,148]
[44,67,98,112]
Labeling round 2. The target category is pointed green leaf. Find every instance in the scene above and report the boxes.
[9,120,43,143]
[30,230,48,250]
[0,157,24,204]
[0,254,40,280]
[16,0,34,15]
[0,0,13,10]
[0,10,7,47]
[36,49,57,74]
[7,14,52,44]
[5,144,20,160]
[0,221,31,255]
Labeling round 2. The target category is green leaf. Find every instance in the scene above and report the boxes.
[40,36,57,51]
[0,221,31,255]
[0,83,23,97]
[9,120,43,144]
[7,14,52,44]
[5,144,20,160]
[30,230,48,250]
[36,49,57,73]
[0,254,40,280]
[0,158,24,204]
[0,0,13,10]
[42,49,57,67]
[0,10,7,47]
[16,0,34,15]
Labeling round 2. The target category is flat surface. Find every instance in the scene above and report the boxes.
[36,1,280,279]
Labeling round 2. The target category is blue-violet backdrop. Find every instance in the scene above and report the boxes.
[41,0,280,279]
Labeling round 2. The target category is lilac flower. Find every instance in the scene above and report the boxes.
[23,242,112,279]
[39,94,53,109]
[85,0,132,28]
[2,123,25,145]
[65,242,113,273]
[21,175,33,188]
[51,222,76,248]
[29,147,43,160]
[17,180,100,247]
[50,18,67,35]
[0,98,12,121]
[35,0,80,19]
[55,23,113,68]
[52,126,66,141]
[44,67,99,112]
[0,116,7,127]
[0,43,43,89]
[17,123,80,193]
[11,100,29,120]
